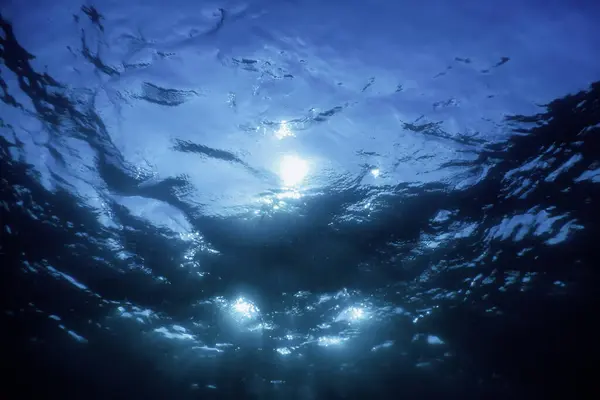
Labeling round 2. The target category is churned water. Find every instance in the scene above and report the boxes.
[1,0,599,399]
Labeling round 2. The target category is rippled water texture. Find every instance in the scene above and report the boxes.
[2,0,600,399]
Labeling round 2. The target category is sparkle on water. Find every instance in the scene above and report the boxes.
[348,306,365,320]
[335,305,369,323]
[275,190,302,200]
[274,120,294,140]
[232,297,260,319]
[318,336,346,347]
[276,347,292,355]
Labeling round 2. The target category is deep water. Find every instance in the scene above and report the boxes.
[1,1,600,399]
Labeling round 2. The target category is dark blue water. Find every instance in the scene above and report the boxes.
[1,1,599,399]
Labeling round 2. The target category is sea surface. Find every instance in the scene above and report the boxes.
[1,1,600,399]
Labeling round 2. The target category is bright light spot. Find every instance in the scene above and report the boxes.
[275,120,294,140]
[192,345,223,353]
[371,340,394,352]
[335,306,368,323]
[276,190,302,200]
[67,330,88,343]
[349,306,365,320]
[276,347,292,355]
[232,297,259,319]
[317,294,332,304]
[318,336,346,347]
[427,335,445,345]
[279,155,309,187]
[370,168,380,178]
[154,326,195,340]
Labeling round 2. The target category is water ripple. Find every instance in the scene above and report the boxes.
[2,2,600,398]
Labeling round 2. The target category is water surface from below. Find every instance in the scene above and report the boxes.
[1,1,599,398]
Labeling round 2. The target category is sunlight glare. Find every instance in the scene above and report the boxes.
[335,305,369,323]
[279,155,309,187]
[232,297,259,319]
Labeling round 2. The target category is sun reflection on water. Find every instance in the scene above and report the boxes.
[275,120,295,140]
[254,153,309,215]
[318,335,347,347]
[279,154,309,187]
[335,305,370,323]
[232,297,260,319]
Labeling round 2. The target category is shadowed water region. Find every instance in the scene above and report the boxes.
[1,1,599,399]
